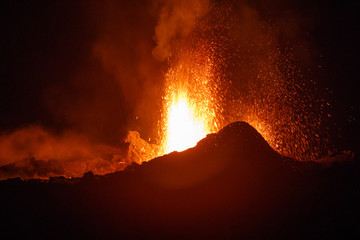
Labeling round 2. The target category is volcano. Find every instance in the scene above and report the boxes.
[1,122,359,239]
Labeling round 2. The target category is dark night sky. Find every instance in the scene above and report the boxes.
[0,0,164,144]
[1,1,94,129]
[0,0,359,151]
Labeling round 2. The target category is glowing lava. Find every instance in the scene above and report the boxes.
[164,92,207,153]
[158,40,222,156]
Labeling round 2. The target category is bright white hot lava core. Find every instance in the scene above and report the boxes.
[164,93,207,154]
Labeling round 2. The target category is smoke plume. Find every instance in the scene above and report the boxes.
[0,126,158,180]
[152,0,210,60]
[0,126,125,179]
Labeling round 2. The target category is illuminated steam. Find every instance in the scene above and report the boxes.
[152,0,210,60]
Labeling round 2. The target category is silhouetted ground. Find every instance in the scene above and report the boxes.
[1,122,359,239]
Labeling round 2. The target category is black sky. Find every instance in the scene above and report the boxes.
[1,1,93,129]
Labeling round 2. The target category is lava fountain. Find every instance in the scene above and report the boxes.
[164,91,207,153]
[156,1,329,161]
[158,41,223,155]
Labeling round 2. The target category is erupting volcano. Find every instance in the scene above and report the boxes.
[0,0,348,179]
[1,0,359,239]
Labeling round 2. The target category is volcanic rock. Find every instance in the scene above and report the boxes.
[1,121,359,239]
[124,130,159,163]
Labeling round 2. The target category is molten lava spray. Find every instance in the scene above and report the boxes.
[164,92,207,153]
[159,39,223,155]
[156,0,330,161]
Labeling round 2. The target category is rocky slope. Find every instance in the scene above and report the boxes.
[1,122,359,239]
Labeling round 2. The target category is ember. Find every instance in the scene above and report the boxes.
[158,37,223,155]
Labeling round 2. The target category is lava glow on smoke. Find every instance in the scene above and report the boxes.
[0,0,334,181]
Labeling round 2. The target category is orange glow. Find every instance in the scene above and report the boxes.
[158,42,222,155]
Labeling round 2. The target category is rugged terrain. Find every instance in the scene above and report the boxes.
[1,122,359,239]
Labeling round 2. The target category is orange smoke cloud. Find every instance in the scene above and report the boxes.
[87,0,163,140]
[152,0,210,60]
[0,126,156,180]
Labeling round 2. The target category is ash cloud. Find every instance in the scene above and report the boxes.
[86,0,164,140]
[38,0,166,143]
[0,0,164,179]
[152,0,210,60]
[0,126,157,180]
[0,126,127,179]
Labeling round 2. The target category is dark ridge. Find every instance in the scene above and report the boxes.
[0,121,359,239]
[199,121,279,154]
[198,121,284,163]
[0,158,64,180]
